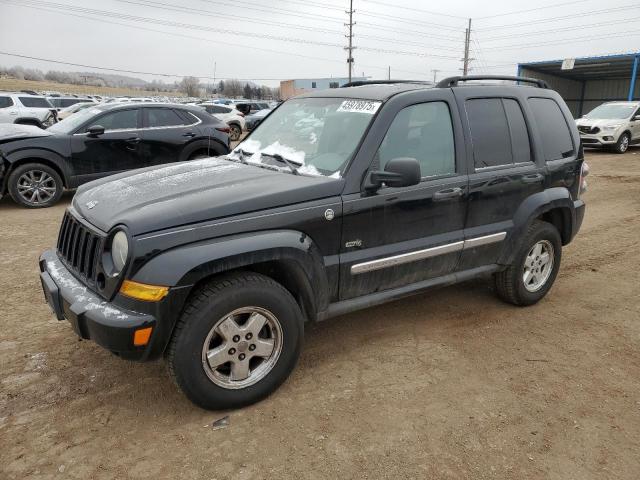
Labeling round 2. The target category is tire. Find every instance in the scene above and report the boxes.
[15,119,43,129]
[188,150,210,160]
[229,124,242,142]
[613,132,630,154]
[493,220,562,306]
[167,272,304,410]
[8,163,64,208]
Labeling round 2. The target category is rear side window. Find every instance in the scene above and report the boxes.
[528,97,574,161]
[0,96,13,108]
[466,98,512,168]
[466,98,532,168]
[147,108,185,127]
[19,97,52,108]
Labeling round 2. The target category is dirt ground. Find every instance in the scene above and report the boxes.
[1,149,639,480]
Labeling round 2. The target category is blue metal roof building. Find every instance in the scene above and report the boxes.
[518,52,640,117]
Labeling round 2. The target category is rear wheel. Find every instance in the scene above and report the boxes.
[167,272,304,410]
[613,132,630,154]
[229,124,242,142]
[494,220,562,306]
[8,163,63,208]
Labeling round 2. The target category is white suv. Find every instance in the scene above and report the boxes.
[0,93,57,128]
[199,103,245,141]
[576,101,640,154]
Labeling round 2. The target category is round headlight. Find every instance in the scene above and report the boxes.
[111,230,129,274]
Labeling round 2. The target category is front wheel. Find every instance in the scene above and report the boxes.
[613,132,630,154]
[8,163,64,208]
[229,124,242,142]
[167,272,304,410]
[494,220,562,306]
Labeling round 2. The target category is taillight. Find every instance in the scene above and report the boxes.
[216,126,230,134]
[578,161,589,197]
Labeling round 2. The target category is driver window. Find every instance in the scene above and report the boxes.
[376,101,455,178]
[93,109,138,131]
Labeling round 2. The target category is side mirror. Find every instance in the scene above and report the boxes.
[87,125,105,136]
[633,115,640,121]
[367,157,421,191]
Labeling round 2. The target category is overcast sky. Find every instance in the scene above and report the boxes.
[0,0,637,87]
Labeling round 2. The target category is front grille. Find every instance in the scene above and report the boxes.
[578,125,599,134]
[581,138,599,144]
[56,211,104,285]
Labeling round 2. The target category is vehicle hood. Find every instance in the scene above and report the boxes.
[575,118,626,127]
[72,157,344,235]
[0,124,53,144]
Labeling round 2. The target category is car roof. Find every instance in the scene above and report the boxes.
[90,102,202,112]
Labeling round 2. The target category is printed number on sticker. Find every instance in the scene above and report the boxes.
[337,100,381,114]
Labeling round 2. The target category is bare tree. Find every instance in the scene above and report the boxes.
[179,76,201,97]
[224,79,244,98]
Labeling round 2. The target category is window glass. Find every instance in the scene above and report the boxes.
[466,98,512,168]
[329,82,339,89]
[529,97,574,161]
[19,97,52,108]
[94,109,138,130]
[0,96,14,108]
[311,82,317,88]
[377,101,455,178]
[147,108,185,127]
[503,99,531,164]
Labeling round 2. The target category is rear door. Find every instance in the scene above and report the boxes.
[339,91,469,300]
[70,107,143,183]
[140,107,197,166]
[454,93,551,271]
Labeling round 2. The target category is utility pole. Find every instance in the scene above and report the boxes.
[431,69,440,83]
[462,18,472,76]
[213,60,216,94]
[388,66,391,80]
[345,0,355,82]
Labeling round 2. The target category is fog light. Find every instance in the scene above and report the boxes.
[603,136,613,141]
[120,280,169,302]
[133,327,153,346]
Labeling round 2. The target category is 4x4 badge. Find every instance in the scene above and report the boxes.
[324,209,335,221]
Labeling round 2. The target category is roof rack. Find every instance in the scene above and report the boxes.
[435,75,548,89]
[341,79,433,88]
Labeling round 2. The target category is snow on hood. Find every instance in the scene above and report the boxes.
[575,118,627,127]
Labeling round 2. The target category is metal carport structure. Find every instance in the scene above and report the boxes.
[518,52,640,118]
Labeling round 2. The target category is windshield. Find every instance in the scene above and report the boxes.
[48,106,103,134]
[585,103,637,120]
[229,97,381,177]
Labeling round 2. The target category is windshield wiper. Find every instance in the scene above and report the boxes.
[261,153,301,175]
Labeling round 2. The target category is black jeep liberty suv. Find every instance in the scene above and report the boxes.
[39,76,587,410]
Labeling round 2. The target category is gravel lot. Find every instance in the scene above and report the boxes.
[1,149,639,480]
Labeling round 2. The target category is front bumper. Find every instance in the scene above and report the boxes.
[39,249,156,360]
[579,131,619,146]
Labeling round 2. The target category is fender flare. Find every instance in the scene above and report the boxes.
[3,148,71,188]
[13,117,44,128]
[179,138,229,161]
[498,187,576,265]
[131,229,329,319]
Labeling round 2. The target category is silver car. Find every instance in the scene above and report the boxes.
[576,101,640,153]
[0,93,57,128]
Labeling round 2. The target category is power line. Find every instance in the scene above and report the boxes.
[482,30,640,51]
[475,0,589,20]
[476,4,640,31]
[360,0,467,20]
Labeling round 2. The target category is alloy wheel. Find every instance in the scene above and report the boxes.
[201,307,283,389]
[16,170,57,205]
[523,240,554,292]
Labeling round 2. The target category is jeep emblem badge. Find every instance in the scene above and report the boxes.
[324,208,335,221]
[86,200,99,209]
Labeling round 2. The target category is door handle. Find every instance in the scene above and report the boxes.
[125,137,141,144]
[521,173,544,184]
[182,132,196,138]
[433,187,463,201]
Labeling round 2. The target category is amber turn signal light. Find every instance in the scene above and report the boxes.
[133,327,153,346]
[120,280,169,302]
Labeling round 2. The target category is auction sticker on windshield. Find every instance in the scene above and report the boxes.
[337,100,381,114]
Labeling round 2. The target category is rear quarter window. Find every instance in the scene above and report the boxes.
[0,96,14,108]
[18,97,53,108]
[528,97,574,161]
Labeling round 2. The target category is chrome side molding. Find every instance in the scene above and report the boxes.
[350,232,507,275]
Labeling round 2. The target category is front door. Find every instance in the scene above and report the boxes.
[339,97,469,300]
[70,107,143,184]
